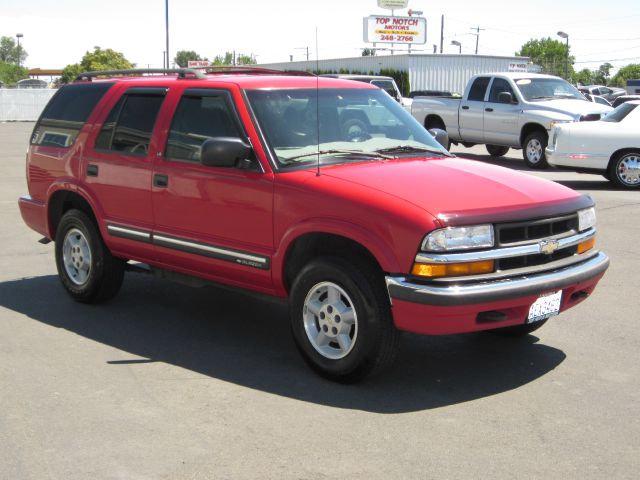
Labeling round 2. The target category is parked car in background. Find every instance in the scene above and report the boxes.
[408,90,457,98]
[611,95,640,108]
[411,73,612,168]
[320,74,412,110]
[578,85,626,103]
[546,100,640,189]
[582,92,611,107]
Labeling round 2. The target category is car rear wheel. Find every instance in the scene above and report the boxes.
[289,256,399,383]
[608,151,640,189]
[522,132,549,169]
[55,209,125,303]
[486,144,510,157]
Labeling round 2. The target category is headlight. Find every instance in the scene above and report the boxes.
[550,119,573,129]
[578,207,596,231]
[422,225,494,251]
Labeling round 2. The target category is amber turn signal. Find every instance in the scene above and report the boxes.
[577,237,596,254]
[411,260,495,278]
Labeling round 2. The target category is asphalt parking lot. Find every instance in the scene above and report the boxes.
[1,122,638,480]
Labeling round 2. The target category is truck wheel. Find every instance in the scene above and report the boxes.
[289,256,399,383]
[608,151,640,189]
[489,319,548,337]
[486,145,510,157]
[523,132,549,169]
[55,209,125,303]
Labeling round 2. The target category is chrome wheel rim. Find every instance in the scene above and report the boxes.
[526,138,543,163]
[62,228,92,286]
[302,282,358,360]
[617,153,640,186]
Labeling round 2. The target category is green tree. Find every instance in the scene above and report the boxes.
[594,62,613,85]
[0,36,28,65]
[174,50,205,68]
[211,52,256,66]
[516,38,574,79]
[574,68,594,86]
[60,46,134,83]
[361,48,376,57]
[610,63,640,88]
[0,61,29,85]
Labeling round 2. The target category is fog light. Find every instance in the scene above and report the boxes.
[411,260,495,278]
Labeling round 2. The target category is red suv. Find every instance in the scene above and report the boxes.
[19,68,609,382]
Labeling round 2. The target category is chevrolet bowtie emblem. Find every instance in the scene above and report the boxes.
[539,239,560,255]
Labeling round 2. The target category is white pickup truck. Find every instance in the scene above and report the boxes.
[411,72,612,168]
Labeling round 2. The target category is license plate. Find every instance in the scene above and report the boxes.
[527,290,562,324]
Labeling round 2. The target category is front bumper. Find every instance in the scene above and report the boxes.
[385,251,609,334]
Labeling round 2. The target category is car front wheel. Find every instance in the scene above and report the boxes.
[289,256,399,383]
[523,132,549,169]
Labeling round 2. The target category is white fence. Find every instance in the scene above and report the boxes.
[0,89,57,121]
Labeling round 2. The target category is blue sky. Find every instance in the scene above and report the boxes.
[2,0,639,74]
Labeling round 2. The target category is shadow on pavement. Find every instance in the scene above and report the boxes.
[0,274,566,413]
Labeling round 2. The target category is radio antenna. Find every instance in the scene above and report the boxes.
[315,27,321,177]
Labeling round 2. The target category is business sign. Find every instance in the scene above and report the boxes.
[187,60,211,68]
[363,15,426,44]
[508,62,529,72]
[377,0,409,9]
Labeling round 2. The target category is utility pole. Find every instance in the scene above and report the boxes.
[440,15,444,54]
[471,26,485,54]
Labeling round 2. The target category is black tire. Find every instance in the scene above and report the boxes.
[608,151,640,189]
[522,131,549,169]
[486,144,510,157]
[289,256,400,383]
[55,209,125,303]
[342,118,371,142]
[488,319,548,337]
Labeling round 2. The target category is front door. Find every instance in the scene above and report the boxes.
[151,87,274,292]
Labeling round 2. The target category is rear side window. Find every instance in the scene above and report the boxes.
[165,91,242,162]
[94,88,166,155]
[31,82,113,147]
[468,77,490,101]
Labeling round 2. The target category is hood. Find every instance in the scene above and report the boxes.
[528,98,612,118]
[318,157,584,225]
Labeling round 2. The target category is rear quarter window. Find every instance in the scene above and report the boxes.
[31,83,113,147]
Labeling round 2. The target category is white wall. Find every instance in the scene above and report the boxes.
[0,89,57,121]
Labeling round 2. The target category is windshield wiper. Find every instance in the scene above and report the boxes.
[375,145,453,157]
[285,149,393,162]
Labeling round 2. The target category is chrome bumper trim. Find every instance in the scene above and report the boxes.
[386,251,609,307]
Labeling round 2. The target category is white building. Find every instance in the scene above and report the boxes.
[260,53,530,95]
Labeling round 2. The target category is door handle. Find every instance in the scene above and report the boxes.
[154,174,169,188]
[461,105,470,110]
[87,164,98,177]
[485,108,494,112]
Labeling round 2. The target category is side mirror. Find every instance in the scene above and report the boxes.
[201,137,252,168]
[498,92,514,104]
[428,128,449,150]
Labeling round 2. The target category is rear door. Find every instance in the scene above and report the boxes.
[482,77,521,146]
[150,87,274,292]
[459,76,490,142]
[84,86,167,262]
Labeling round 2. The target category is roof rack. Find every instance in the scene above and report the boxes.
[196,66,316,77]
[75,68,206,82]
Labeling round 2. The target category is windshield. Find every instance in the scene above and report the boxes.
[245,88,448,168]
[602,102,638,122]
[515,78,584,101]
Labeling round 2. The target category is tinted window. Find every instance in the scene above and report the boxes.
[95,90,165,155]
[602,102,637,122]
[488,78,516,103]
[31,82,113,147]
[468,77,490,101]
[166,93,242,162]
